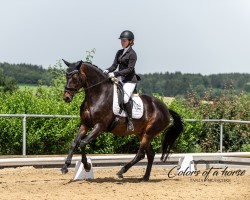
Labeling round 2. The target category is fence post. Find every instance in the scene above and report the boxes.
[22,115,27,156]
[220,122,223,152]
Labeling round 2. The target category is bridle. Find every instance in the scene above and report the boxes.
[64,70,110,93]
[64,70,82,93]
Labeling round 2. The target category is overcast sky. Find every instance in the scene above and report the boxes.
[1,0,250,75]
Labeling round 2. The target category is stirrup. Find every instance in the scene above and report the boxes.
[127,121,134,131]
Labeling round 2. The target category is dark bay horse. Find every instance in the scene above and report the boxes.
[61,60,184,181]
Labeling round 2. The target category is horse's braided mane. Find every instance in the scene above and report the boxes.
[83,61,103,73]
[67,61,104,75]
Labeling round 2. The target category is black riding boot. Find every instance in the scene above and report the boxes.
[124,102,134,131]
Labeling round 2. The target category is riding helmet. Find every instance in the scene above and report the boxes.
[119,30,134,40]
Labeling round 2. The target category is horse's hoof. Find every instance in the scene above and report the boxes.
[139,177,149,182]
[116,173,123,179]
[84,163,91,172]
[116,167,125,178]
[61,167,69,174]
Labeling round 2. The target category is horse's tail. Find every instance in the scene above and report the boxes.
[161,109,184,162]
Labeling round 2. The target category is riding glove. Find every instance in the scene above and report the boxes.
[108,72,115,78]
[103,70,109,74]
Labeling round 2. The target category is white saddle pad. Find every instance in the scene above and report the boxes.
[113,84,143,119]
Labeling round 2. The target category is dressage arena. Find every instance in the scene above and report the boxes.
[0,154,249,200]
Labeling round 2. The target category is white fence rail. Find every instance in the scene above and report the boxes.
[1,153,250,168]
[0,114,250,155]
[0,114,77,155]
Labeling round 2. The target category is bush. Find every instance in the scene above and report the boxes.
[1,64,249,155]
[183,86,250,152]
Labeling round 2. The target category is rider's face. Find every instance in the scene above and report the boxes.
[121,39,130,48]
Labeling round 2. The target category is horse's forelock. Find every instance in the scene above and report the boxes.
[66,66,76,73]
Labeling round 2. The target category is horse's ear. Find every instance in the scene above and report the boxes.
[62,59,71,67]
[76,60,83,70]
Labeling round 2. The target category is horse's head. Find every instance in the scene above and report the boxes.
[62,59,84,103]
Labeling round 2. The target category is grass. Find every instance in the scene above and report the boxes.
[18,84,38,91]
[18,84,49,92]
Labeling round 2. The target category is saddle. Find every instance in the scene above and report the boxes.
[108,81,143,131]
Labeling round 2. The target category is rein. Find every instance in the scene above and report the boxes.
[83,77,109,91]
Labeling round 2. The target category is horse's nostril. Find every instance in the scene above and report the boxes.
[63,96,71,102]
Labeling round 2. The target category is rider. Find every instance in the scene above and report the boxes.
[103,30,139,131]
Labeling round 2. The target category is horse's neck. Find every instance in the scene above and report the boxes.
[84,83,113,109]
[84,65,106,86]
[84,67,113,106]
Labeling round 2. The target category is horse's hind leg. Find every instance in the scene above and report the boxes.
[116,147,145,178]
[61,125,88,174]
[141,144,155,181]
[116,134,150,179]
[116,139,158,181]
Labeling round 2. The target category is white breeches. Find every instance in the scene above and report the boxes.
[123,82,136,103]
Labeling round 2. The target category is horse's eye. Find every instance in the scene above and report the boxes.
[66,75,70,80]
[72,74,78,80]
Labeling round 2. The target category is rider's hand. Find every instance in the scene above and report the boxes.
[108,72,115,78]
[111,77,118,83]
[103,70,109,74]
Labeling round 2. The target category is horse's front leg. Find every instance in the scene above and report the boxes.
[79,124,103,172]
[61,124,88,174]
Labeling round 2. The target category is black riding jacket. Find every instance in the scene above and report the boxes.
[107,47,139,83]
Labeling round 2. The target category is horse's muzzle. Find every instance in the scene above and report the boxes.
[63,96,72,103]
